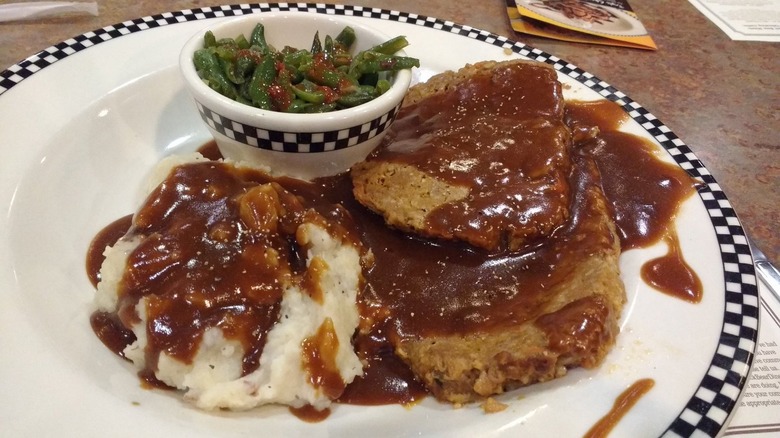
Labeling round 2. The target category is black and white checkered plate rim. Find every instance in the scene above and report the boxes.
[0,3,759,437]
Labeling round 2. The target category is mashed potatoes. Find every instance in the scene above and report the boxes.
[94,154,364,411]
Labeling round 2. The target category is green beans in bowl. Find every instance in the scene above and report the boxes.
[194,22,418,113]
[180,13,418,180]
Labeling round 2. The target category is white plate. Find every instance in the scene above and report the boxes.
[0,4,759,437]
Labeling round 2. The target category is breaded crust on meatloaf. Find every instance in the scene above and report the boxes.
[392,147,625,404]
[352,60,572,251]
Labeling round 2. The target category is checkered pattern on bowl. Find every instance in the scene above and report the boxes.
[195,100,402,153]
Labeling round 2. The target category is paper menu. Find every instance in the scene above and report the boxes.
[506,0,657,50]
[688,0,780,42]
[725,285,780,436]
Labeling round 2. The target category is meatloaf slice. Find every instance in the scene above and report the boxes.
[391,147,625,404]
[352,60,572,251]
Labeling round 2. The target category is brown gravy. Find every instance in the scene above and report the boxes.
[565,100,702,302]
[86,92,699,414]
[89,310,134,360]
[347,150,614,339]
[583,378,655,438]
[301,318,347,400]
[85,214,132,287]
[289,404,331,423]
[377,62,572,251]
[87,162,360,385]
[641,232,703,303]
[336,331,428,405]
[565,100,699,250]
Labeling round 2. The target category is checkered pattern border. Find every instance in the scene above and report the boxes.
[0,4,759,436]
[196,101,401,152]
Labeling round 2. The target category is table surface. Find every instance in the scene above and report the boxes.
[1,0,777,264]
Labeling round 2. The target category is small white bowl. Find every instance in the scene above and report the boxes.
[179,12,413,180]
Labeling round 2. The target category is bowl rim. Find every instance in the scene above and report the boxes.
[179,12,413,132]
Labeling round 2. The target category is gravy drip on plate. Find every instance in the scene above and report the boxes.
[583,378,655,438]
[641,232,703,303]
[565,100,702,302]
[288,404,331,423]
[564,100,698,249]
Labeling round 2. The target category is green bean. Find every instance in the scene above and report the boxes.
[206,68,239,99]
[350,51,420,76]
[376,78,391,95]
[305,102,338,113]
[310,31,322,54]
[284,49,311,68]
[248,56,276,110]
[214,45,237,62]
[193,50,238,98]
[334,26,356,49]
[235,34,250,50]
[249,23,271,54]
[217,37,237,47]
[271,69,297,112]
[324,35,334,60]
[235,53,258,81]
[238,81,253,102]
[222,58,244,84]
[292,81,325,104]
[307,67,342,89]
[284,49,312,82]
[284,63,305,84]
[385,56,421,71]
[337,90,374,108]
[193,49,218,71]
[204,31,217,48]
[332,53,351,68]
[286,99,309,113]
[369,36,410,55]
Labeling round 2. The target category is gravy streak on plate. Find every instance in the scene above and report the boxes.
[565,100,702,302]
[584,378,656,438]
[641,231,703,303]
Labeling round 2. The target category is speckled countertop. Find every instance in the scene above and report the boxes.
[0,0,777,263]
